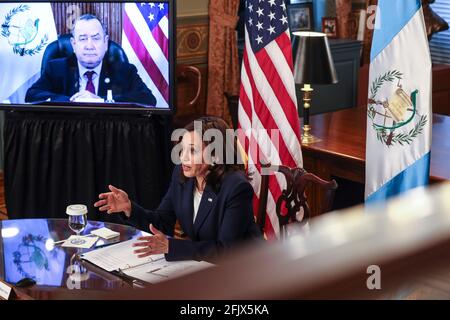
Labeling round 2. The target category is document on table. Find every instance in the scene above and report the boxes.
[80,238,214,283]
[122,258,214,284]
[80,239,164,272]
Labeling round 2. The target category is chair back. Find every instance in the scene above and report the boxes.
[257,164,338,239]
[172,64,203,128]
[41,34,129,75]
[176,65,201,109]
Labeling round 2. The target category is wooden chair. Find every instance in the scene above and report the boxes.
[257,164,338,239]
[173,65,203,129]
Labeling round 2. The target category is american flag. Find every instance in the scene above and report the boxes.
[238,0,303,239]
[122,2,169,108]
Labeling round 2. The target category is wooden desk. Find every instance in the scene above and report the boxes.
[301,107,450,216]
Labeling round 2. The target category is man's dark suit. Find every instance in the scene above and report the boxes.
[124,165,262,262]
[25,55,157,106]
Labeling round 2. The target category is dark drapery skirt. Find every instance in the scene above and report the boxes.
[4,111,173,224]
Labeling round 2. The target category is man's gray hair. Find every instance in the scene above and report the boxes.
[71,14,108,37]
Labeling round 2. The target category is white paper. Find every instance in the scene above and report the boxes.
[80,239,164,272]
[90,227,120,239]
[151,260,212,278]
[81,238,214,283]
[123,259,214,284]
[62,235,99,249]
[0,281,12,300]
[73,97,105,103]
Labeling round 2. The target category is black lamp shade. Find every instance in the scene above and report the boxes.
[293,32,338,85]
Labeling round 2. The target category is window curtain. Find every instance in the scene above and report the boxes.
[206,0,240,125]
[335,0,353,39]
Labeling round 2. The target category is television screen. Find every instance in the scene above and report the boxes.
[0,0,175,113]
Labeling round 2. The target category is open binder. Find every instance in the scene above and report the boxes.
[81,239,213,284]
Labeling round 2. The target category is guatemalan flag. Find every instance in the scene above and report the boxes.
[122,2,169,108]
[365,0,432,202]
[0,3,57,103]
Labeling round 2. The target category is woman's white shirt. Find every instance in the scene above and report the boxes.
[193,187,203,223]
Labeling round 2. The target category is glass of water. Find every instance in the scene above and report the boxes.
[67,204,88,245]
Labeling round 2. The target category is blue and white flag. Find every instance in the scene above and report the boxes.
[365,0,432,202]
[0,3,57,103]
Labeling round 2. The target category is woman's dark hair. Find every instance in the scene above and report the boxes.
[179,116,248,191]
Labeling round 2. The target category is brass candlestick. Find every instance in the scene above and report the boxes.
[301,84,321,144]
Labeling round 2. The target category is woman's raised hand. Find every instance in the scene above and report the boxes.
[94,185,132,217]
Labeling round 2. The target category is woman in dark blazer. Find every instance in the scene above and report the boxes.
[94,117,262,262]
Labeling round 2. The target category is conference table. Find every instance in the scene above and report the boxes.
[0,218,143,300]
[301,106,450,216]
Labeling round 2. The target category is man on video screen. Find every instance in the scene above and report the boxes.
[25,14,157,106]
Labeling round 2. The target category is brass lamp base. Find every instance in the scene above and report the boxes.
[301,125,321,144]
[300,85,321,144]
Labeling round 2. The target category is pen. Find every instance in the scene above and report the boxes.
[146,267,168,277]
[147,267,162,273]
[94,241,120,249]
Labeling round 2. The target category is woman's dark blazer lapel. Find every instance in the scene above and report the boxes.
[179,178,195,238]
[193,184,217,236]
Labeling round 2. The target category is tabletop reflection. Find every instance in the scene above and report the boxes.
[0,218,143,298]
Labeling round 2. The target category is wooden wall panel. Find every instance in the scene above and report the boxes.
[432,64,450,116]
[177,23,208,64]
[51,2,123,43]
[176,15,209,118]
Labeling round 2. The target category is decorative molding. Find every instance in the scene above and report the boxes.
[177,17,209,64]
[174,13,209,118]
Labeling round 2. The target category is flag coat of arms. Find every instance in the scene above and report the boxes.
[365,0,432,202]
[238,0,303,239]
[122,2,169,108]
[0,3,57,103]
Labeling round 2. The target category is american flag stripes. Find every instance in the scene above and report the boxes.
[238,0,303,239]
[122,2,169,108]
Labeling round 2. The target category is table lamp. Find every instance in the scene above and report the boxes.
[292,31,338,144]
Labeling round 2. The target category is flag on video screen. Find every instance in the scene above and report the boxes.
[122,2,169,108]
[237,0,303,239]
[0,2,57,103]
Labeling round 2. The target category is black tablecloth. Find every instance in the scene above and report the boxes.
[3,111,173,223]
